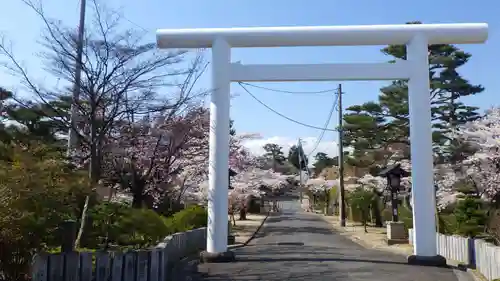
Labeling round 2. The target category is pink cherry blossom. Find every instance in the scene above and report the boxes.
[93,105,262,208]
[433,107,500,208]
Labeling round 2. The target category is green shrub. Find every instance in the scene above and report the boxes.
[438,213,458,234]
[118,208,170,247]
[329,186,338,203]
[348,206,362,222]
[347,187,374,232]
[84,202,129,248]
[84,202,170,249]
[47,247,96,254]
[454,196,488,237]
[164,205,207,233]
[0,144,90,281]
[381,204,413,230]
[83,203,207,250]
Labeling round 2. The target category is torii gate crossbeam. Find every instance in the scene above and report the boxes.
[156,23,488,265]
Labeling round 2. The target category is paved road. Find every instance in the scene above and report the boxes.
[180,200,471,281]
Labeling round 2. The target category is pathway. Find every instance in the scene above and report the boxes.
[180,200,471,281]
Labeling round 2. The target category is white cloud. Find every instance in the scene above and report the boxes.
[242,136,338,164]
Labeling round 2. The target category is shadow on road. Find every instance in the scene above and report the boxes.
[255,225,338,237]
[262,213,330,224]
[236,256,408,265]
[234,244,399,260]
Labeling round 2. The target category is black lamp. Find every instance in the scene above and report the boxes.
[388,173,401,192]
[228,168,237,190]
[379,163,410,222]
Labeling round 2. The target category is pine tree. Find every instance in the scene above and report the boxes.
[229,119,236,136]
[288,145,308,171]
[2,94,69,146]
[343,22,483,167]
[0,87,13,142]
[312,152,336,175]
[454,196,488,237]
[263,143,286,171]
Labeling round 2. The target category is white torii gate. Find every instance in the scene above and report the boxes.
[156,23,488,264]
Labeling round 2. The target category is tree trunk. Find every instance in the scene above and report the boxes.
[132,190,145,208]
[239,208,247,220]
[131,176,146,208]
[404,194,413,211]
[362,211,368,233]
[75,114,100,249]
[371,197,383,227]
[230,213,236,226]
[74,194,90,249]
[325,190,330,215]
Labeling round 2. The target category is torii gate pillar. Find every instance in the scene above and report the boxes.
[156,23,488,265]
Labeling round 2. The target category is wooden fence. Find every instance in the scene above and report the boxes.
[409,228,500,281]
[31,227,207,281]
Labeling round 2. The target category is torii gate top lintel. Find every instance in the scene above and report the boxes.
[155,22,489,259]
[156,23,488,49]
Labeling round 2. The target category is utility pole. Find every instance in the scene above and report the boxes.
[338,84,347,227]
[67,0,87,156]
[298,138,303,204]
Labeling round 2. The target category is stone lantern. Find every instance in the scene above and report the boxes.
[228,168,237,190]
[379,163,410,244]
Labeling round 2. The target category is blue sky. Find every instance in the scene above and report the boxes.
[0,0,498,158]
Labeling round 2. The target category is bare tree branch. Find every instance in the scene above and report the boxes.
[0,0,207,186]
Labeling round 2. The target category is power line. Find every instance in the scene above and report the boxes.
[239,82,338,95]
[307,91,339,158]
[85,1,151,33]
[237,82,338,132]
[114,10,150,33]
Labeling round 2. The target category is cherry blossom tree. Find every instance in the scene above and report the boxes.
[232,168,289,220]
[100,101,266,211]
[306,178,339,193]
[434,107,500,209]
[186,167,288,224]
[458,107,500,203]
[343,159,414,226]
[304,177,339,213]
[102,106,209,209]
[353,108,500,211]
[434,163,463,210]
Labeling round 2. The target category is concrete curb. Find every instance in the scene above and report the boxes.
[446,260,487,281]
[175,211,271,272]
[229,210,271,250]
[468,269,488,281]
[171,209,273,280]
[243,210,271,246]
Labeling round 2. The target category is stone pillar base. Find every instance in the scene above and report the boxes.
[387,238,408,245]
[200,250,236,263]
[407,255,447,267]
[386,221,406,240]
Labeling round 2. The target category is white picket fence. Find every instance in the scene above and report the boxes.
[32,227,207,281]
[475,239,500,281]
[409,229,500,281]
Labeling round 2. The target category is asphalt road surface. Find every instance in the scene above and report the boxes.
[178,200,471,281]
